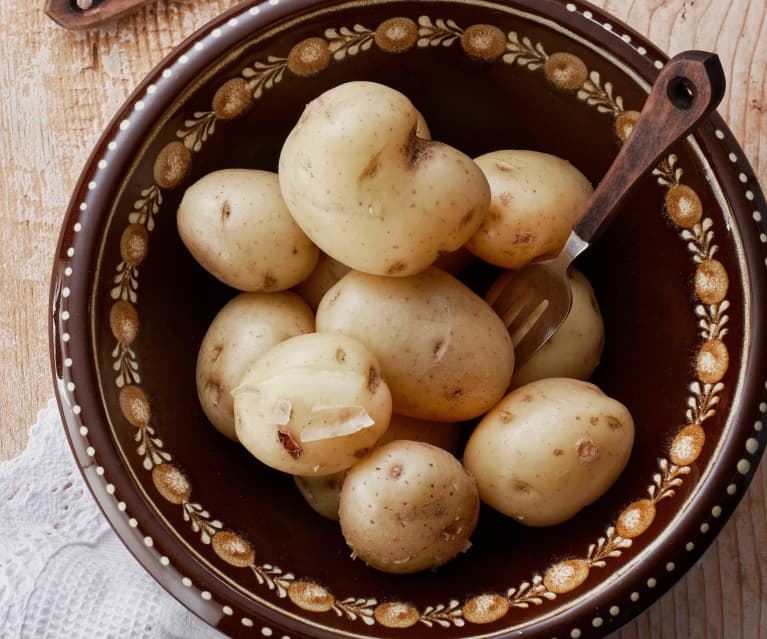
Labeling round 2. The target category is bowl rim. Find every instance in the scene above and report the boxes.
[49,1,767,638]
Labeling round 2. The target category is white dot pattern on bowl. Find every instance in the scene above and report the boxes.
[52,2,766,638]
[567,2,667,69]
[737,459,752,474]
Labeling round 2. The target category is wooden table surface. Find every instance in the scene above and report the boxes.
[1,0,765,637]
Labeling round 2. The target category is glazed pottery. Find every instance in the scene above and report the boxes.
[50,1,767,638]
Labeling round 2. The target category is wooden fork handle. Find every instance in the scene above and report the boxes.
[572,50,726,243]
[45,0,152,30]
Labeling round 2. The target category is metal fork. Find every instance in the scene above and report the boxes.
[485,50,726,367]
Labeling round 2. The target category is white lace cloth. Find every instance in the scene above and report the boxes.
[0,399,226,639]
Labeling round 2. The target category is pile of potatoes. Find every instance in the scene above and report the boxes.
[178,81,635,575]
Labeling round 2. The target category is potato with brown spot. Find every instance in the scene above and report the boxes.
[464,378,634,526]
[233,333,392,475]
[293,413,463,520]
[196,291,314,440]
[339,440,479,573]
[466,149,593,269]
[177,169,319,292]
[278,81,489,276]
[316,267,514,421]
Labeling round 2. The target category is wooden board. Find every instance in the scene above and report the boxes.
[2,1,765,637]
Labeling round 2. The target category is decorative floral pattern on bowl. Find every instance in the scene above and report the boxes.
[50,1,767,638]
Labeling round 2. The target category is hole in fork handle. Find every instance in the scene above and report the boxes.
[667,76,696,110]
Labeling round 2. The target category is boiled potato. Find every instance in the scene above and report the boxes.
[293,472,346,521]
[233,333,392,475]
[278,81,490,276]
[339,440,479,573]
[178,169,319,291]
[296,248,475,312]
[463,378,634,526]
[380,413,463,453]
[467,150,593,269]
[293,414,463,520]
[196,291,314,440]
[294,253,351,311]
[316,267,515,421]
[510,268,604,387]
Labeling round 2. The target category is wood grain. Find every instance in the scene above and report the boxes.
[1,1,764,637]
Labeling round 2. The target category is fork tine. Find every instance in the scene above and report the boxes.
[486,261,574,368]
[499,286,535,327]
[509,298,550,347]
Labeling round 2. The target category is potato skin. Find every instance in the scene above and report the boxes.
[196,291,315,440]
[463,378,634,526]
[510,268,604,387]
[233,333,392,475]
[316,267,515,421]
[293,414,462,521]
[294,472,346,521]
[177,169,319,291]
[278,81,490,276]
[294,252,351,311]
[339,440,479,573]
[467,150,593,269]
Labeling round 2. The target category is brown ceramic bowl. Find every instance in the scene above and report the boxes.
[50,1,767,638]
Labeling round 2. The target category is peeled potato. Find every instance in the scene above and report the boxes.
[339,440,479,573]
[233,333,392,475]
[467,150,593,269]
[464,378,634,526]
[510,268,604,388]
[196,291,314,440]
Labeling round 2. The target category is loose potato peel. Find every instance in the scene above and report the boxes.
[301,405,376,442]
